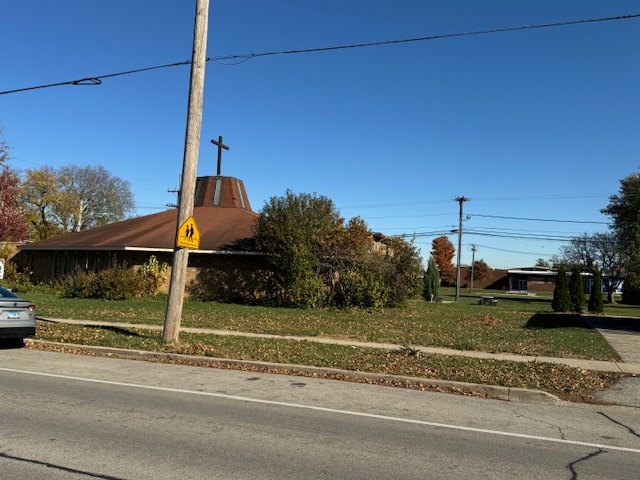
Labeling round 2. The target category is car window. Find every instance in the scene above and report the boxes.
[0,286,20,299]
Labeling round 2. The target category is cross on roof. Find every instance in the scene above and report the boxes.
[210,136,230,175]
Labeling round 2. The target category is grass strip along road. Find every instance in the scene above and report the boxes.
[25,290,640,403]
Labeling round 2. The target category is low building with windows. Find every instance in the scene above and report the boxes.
[506,267,558,293]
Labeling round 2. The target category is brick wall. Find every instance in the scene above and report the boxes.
[458,267,508,290]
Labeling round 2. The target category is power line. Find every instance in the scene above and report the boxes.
[467,225,586,235]
[397,224,586,242]
[471,193,609,201]
[474,244,555,257]
[0,60,193,95]
[344,192,614,210]
[2,13,638,95]
[365,213,454,221]
[469,214,609,224]
[463,231,572,242]
[218,13,640,63]
[408,230,573,242]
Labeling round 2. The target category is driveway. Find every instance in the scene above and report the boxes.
[585,316,640,363]
[586,316,640,407]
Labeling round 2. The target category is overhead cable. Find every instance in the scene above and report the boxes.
[215,13,640,63]
[1,60,193,95]
[1,13,638,95]
[469,214,609,224]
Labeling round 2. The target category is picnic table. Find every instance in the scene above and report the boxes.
[478,296,498,306]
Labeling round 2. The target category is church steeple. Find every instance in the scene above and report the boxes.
[192,136,251,210]
[193,176,252,211]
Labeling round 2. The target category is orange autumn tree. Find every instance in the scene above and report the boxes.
[431,235,456,285]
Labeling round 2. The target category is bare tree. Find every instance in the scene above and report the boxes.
[56,165,134,231]
[21,165,135,237]
[561,232,626,303]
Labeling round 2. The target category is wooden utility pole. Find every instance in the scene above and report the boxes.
[454,196,469,302]
[470,244,477,290]
[163,0,210,342]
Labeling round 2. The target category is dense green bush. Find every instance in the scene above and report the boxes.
[58,256,169,300]
[0,261,56,294]
[59,270,98,298]
[0,260,34,292]
[94,266,148,300]
[288,274,326,309]
[137,255,169,295]
[332,265,389,310]
[255,191,423,309]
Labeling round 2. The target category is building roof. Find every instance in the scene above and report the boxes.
[19,176,260,253]
[507,268,557,276]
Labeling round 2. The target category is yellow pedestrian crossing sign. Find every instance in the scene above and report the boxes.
[176,216,200,250]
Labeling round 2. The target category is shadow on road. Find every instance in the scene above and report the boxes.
[0,338,25,350]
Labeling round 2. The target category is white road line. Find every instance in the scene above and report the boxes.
[2,366,639,455]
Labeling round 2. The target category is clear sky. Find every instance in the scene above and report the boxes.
[2,1,639,269]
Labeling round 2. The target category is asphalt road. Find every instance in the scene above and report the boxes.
[1,348,639,479]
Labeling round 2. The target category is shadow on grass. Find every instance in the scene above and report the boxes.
[501,296,551,305]
[525,313,594,330]
[95,325,144,337]
[460,293,551,305]
[39,319,144,338]
[583,316,640,334]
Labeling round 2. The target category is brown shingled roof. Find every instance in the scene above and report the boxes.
[19,176,259,253]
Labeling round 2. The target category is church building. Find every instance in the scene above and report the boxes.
[13,174,272,302]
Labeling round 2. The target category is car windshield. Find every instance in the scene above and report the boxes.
[0,286,20,299]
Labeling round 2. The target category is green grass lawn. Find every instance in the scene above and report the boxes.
[28,290,636,361]
[23,289,639,403]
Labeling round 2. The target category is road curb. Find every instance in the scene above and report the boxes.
[25,339,564,405]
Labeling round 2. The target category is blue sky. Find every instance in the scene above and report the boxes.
[2,1,639,269]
